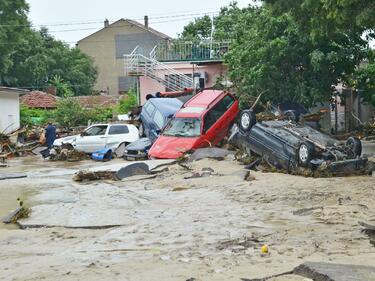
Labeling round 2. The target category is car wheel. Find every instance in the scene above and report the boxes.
[238,110,256,132]
[284,110,298,122]
[346,137,362,157]
[297,142,315,167]
[138,123,145,137]
[113,142,128,158]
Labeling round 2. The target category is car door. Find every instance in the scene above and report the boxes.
[106,125,131,150]
[74,125,108,153]
[202,98,230,145]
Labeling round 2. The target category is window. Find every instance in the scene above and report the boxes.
[204,95,235,132]
[163,118,201,137]
[144,102,155,117]
[84,125,108,136]
[108,125,129,135]
[154,110,165,129]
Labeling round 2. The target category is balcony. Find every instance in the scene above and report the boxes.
[153,40,231,62]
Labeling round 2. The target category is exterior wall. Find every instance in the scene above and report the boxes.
[139,62,228,104]
[78,20,166,97]
[0,92,20,134]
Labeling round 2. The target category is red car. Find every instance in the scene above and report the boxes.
[148,89,239,159]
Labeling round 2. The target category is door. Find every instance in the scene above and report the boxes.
[202,95,236,145]
[106,125,130,150]
[75,125,108,153]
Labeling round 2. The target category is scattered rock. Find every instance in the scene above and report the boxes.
[116,162,150,180]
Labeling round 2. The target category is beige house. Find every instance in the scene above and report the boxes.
[77,17,170,96]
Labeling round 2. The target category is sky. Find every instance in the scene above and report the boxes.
[27,0,255,46]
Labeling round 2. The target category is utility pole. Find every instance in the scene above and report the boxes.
[209,13,214,59]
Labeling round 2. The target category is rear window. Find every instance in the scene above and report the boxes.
[108,125,129,135]
[203,95,235,132]
[154,110,165,129]
[144,102,155,117]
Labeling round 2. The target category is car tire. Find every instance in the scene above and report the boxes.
[284,110,298,122]
[238,110,256,133]
[138,123,145,137]
[297,142,315,167]
[346,137,362,157]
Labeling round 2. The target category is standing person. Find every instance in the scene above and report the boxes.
[45,122,56,149]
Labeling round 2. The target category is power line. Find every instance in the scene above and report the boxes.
[0,10,219,28]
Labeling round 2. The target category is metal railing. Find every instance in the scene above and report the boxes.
[124,46,193,92]
[154,40,231,62]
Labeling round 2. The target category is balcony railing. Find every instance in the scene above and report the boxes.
[153,40,231,62]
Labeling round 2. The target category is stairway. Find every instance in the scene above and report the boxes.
[124,46,193,92]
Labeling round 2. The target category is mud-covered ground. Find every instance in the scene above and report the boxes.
[0,154,374,281]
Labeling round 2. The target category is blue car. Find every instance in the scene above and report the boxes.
[124,98,183,160]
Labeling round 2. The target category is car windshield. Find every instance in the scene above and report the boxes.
[163,118,201,137]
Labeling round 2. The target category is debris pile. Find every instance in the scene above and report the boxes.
[49,145,89,162]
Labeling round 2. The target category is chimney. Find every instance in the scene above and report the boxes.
[104,18,109,28]
[144,15,149,28]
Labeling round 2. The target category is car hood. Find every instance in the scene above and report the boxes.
[149,136,199,159]
[126,138,153,151]
[53,135,78,146]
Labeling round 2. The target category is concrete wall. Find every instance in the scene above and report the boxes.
[139,62,228,104]
[0,91,20,134]
[78,20,166,97]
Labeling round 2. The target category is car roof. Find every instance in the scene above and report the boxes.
[176,89,225,118]
[148,98,183,116]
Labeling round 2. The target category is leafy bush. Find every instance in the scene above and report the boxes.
[20,105,55,126]
[86,106,113,123]
[54,98,87,127]
[117,89,138,114]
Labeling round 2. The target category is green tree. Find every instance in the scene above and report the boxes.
[2,26,97,96]
[0,0,29,82]
[180,15,213,41]
[49,75,74,97]
[54,98,87,127]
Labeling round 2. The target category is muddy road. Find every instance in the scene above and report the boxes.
[0,155,374,281]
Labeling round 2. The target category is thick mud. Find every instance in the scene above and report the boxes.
[0,155,374,281]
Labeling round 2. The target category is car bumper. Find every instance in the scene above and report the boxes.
[124,151,148,161]
[327,157,368,176]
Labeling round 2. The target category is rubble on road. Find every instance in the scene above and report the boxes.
[187,148,234,162]
[73,170,117,182]
[243,262,375,281]
[49,145,89,162]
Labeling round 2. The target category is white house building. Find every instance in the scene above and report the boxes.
[0,87,26,134]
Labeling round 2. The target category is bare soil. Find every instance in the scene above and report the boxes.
[0,156,374,281]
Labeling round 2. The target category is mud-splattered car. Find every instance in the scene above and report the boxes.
[233,109,368,175]
[148,90,239,159]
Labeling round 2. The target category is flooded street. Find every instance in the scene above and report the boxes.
[0,155,374,280]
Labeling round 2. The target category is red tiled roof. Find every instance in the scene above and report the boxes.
[20,91,59,108]
[74,95,118,108]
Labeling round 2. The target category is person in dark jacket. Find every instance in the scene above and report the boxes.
[45,122,56,149]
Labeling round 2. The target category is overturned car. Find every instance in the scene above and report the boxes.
[233,110,368,175]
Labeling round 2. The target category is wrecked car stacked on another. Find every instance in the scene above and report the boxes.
[148,89,239,159]
[123,97,183,160]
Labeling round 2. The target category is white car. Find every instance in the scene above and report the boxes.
[53,124,139,154]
